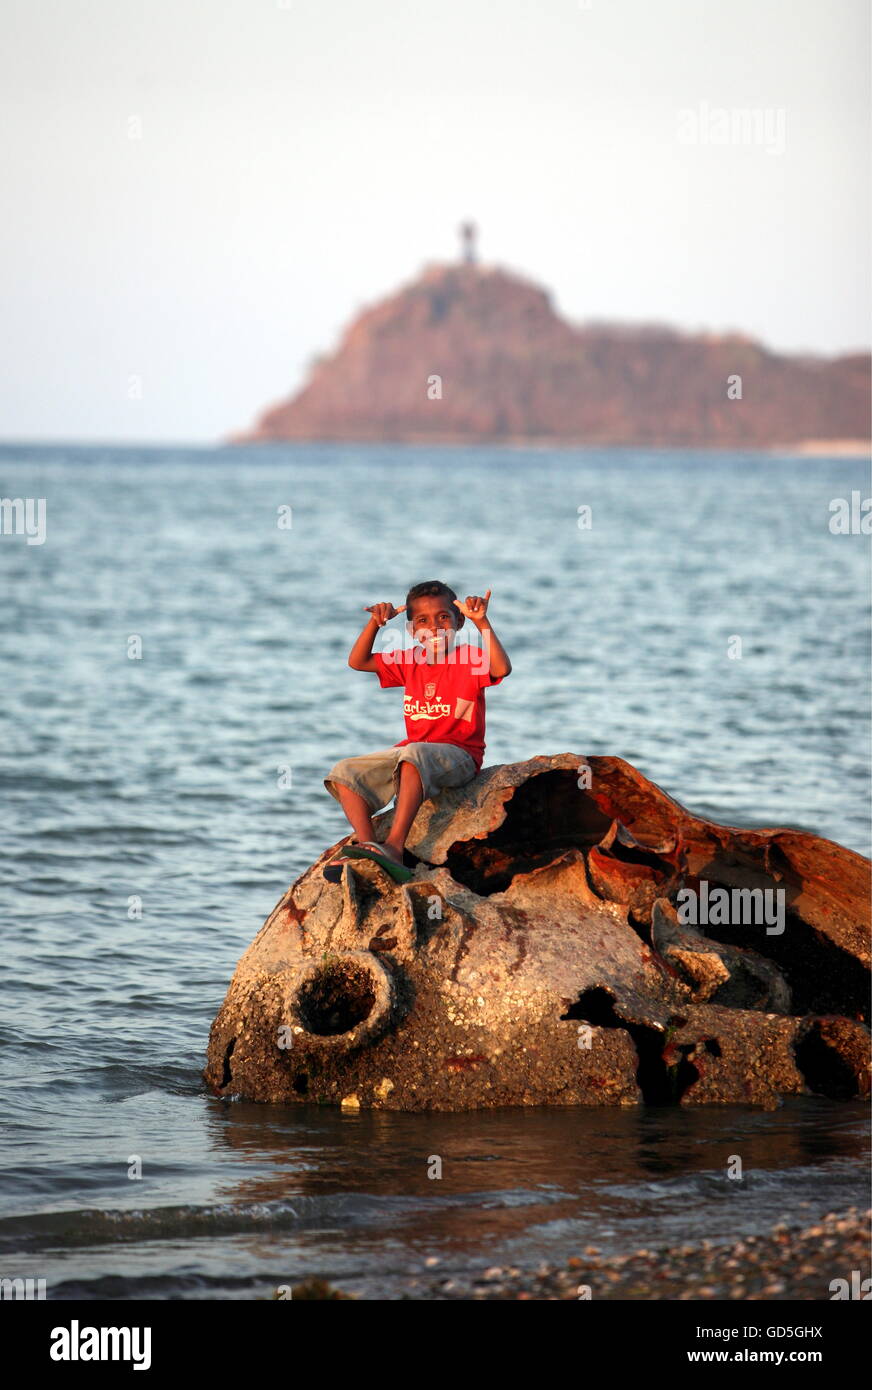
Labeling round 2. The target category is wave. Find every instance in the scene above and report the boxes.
[0,1187,569,1254]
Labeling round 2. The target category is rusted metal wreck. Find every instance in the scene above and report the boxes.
[204,754,871,1110]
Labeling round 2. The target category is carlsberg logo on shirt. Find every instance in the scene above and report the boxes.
[404,697,452,722]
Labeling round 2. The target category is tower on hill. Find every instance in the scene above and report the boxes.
[459,221,478,265]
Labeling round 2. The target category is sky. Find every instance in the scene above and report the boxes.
[0,0,869,444]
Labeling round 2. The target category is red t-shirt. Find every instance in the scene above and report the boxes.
[373,643,505,773]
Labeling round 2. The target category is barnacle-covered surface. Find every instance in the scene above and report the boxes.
[204,754,871,1111]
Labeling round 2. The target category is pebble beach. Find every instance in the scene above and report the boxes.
[396,1207,872,1301]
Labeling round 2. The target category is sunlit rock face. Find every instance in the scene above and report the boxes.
[227,261,872,451]
[204,754,871,1111]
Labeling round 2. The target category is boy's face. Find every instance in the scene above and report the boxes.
[408,595,460,659]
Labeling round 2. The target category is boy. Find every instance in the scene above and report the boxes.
[323,579,511,882]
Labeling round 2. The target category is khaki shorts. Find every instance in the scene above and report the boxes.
[324,742,478,811]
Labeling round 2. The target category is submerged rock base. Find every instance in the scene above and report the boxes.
[204,754,871,1110]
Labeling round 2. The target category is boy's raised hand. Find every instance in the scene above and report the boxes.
[364,601,407,627]
[453,588,492,621]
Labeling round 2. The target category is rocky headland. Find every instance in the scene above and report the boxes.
[228,262,871,452]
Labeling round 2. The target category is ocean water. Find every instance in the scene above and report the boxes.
[0,440,869,1299]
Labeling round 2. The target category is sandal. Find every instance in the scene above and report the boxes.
[323,840,414,884]
[321,843,358,883]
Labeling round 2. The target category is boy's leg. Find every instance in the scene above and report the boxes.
[324,751,398,843]
[381,744,477,860]
[325,745,475,866]
[332,783,376,845]
[381,760,425,861]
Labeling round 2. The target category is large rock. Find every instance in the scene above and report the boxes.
[204,754,871,1110]
[226,261,871,451]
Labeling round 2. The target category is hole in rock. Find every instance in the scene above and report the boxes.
[560,988,700,1105]
[794,1022,862,1100]
[561,986,622,1027]
[669,1045,702,1099]
[292,1073,309,1095]
[221,1038,235,1089]
[445,770,613,895]
[682,893,869,1023]
[297,960,376,1036]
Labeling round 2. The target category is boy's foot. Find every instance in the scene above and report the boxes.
[329,837,405,864]
[322,839,414,884]
[370,840,405,865]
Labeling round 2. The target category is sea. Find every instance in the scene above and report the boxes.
[0,440,869,1299]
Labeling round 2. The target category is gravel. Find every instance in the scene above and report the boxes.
[397,1207,872,1301]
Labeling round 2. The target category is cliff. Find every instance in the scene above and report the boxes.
[227,262,871,451]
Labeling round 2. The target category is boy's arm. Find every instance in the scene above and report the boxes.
[348,617,380,672]
[474,618,512,678]
[455,590,512,678]
[348,603,406,672]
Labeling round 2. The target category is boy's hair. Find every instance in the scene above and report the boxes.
[405,579,464,629]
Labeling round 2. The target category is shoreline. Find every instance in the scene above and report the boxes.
[224,432,872,457]
[391,1207,871,1301]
